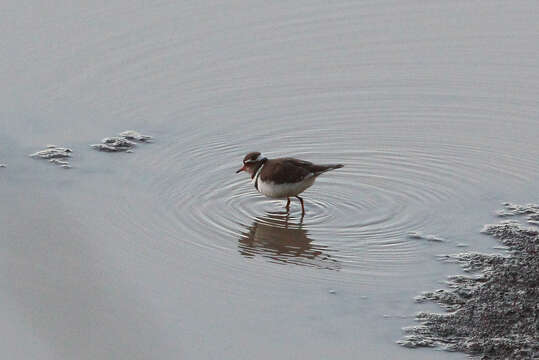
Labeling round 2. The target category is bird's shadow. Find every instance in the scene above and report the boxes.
[238,211,340,270]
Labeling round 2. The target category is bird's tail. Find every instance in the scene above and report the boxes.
[312,164,344,175]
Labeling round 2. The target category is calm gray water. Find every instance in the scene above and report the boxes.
[1,1,539,359]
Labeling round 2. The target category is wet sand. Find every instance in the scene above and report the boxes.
[399,205,538,359]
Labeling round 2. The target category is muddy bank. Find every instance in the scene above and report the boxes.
[91,130,152,152]
[29,145,72,168]
[398,204,539,359]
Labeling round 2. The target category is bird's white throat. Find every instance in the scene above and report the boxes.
[251,162,265,185]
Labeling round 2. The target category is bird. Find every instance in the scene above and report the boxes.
[236,151,343,215]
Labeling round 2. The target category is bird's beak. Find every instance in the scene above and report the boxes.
[236,165,246,173]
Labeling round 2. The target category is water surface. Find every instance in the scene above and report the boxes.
[1,1,539,359]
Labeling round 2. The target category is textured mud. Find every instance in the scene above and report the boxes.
[91,130,152,152]
[498,203,539,226]
[118,130,152,142]
[398,204,539,359]
[29,145,72,168]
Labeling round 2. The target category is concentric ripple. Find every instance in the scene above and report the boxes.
[135,113,539,279]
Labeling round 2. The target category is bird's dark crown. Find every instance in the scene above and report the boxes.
[243,151,262,164]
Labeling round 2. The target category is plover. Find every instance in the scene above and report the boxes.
[236,152,343,215]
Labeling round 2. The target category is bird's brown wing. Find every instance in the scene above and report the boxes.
[260,158,314,184]
[284,158,342,175]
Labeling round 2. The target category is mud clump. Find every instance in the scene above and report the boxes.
[497,202,539,217]
[497,202,539,226]
[91,130,152,152]
[29,145,72,168]
[91,137,136,152]
[398,204,539,359]
[118,130,152,142]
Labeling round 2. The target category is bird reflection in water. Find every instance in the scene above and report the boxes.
[238,211,340,270]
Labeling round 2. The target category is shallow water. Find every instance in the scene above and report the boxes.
[1,1,539,359]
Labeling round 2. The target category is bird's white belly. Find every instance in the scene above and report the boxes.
[257,176,316,199]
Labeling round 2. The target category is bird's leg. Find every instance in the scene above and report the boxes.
[285,197,290,211]
[296,196,305,215]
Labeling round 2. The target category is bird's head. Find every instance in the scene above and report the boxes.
[236,151,266,178]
